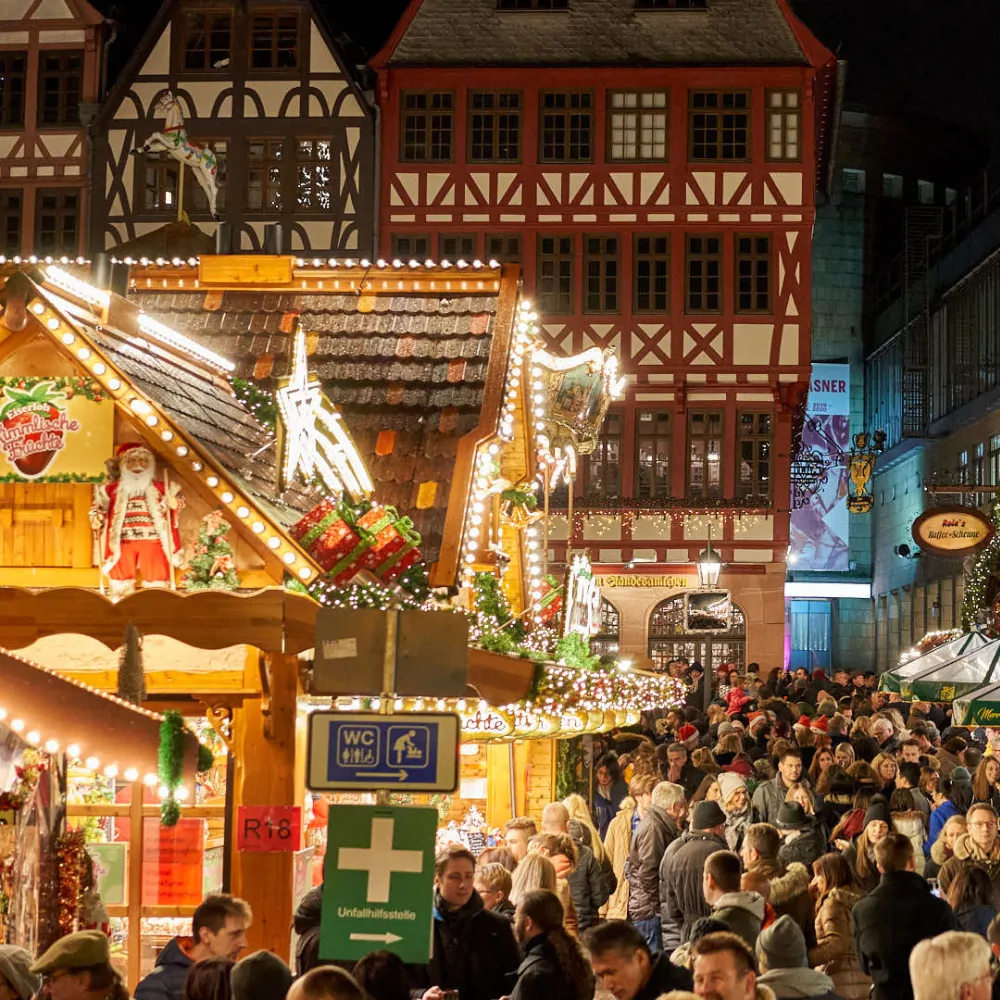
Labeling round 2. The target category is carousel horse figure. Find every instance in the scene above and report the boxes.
[132,91,219,218]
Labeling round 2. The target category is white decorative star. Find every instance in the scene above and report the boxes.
[275,326,374,500]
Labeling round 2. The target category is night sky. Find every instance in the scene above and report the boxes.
[93,0,1000,156]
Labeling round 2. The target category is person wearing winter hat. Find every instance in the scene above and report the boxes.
[840,797,891,893]
[775,803,825,870]
[792,716,812,733]
[0,946,40,1000]
[659,801,729,950]
[703,850,765,950]
[231,950,292,1000]
[719,773,751,853]
[756,915,838,1000]
[811,716,829,735]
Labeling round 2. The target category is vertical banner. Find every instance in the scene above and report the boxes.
[790,364,850,571]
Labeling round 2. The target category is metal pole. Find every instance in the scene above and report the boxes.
[376,612,398,806]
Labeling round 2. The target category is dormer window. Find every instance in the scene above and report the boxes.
[634,0,706,8]
[497,0,568,9]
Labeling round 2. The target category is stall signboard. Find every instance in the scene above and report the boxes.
[320,805,436,963]
[142,817,204,906]
[307,712,459,792]
[912,506,995,556]
[87,843,127,906]
[237,805,302,852]
[0,376,113,483]
[789,364,850,570]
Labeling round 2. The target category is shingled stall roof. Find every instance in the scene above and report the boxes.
[374,0,811,68]
[127,260,518,566]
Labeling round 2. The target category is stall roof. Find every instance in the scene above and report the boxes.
[900,638,1000,702]
[0,647,200,779]
[879,632,990,692]
[953,681,1000,727]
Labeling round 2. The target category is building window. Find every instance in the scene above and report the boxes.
[842,168,866,194]
[392,234,430,259]
[182,11,231,71]
[608,91,668,161]
[486,233,522,261]
[540,92,592,162]
[989,434,1000,485]
[497,0,568,7]
[585,410,622,497]
[737,411,772,500]
[537,235,573,314]
[247,139,283,211]
[636,410,672,498]
[401,92,454,162]
[591,599,620,661]
[249,11,299,69]
[688,410,723,499]
[35,189,78,255]
[946,187,958,206]
[735,234,771,313]
[439,233,476,260]
[765,89,801,161]
[635,0,706,6]
[917,179,935,205]
[883,173,903,199]
[685,234,721,313]
[296,139,334,211]
[584,235,619,313]
[0,54,25,127]
[634,234,669,313]
[0,190,21,254]
[649,597,746,673]
[469,92,520,161]
[187,138,227,213]
[689,91,749,161]
[38,51,81,126]
[142,150,180,212]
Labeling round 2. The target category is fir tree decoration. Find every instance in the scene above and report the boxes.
[183,510,240,591]
[470,571,524,654]
[962,501,1000,631]
[117,623,145,707]
[230,377,277,430]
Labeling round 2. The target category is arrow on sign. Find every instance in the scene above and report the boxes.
[356,770,408,781]
[350,932,402,944]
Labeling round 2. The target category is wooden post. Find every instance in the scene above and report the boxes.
[127,778,144,991]
[230,651,300,959]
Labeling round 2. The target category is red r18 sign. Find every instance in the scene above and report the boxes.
[236,806,302,853]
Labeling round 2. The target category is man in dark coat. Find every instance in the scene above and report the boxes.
[408,846,520,1000]
[659,800,728,950]
[853,832,958,1000]
[626,781,685,954]
[775,803,826,870]
[584,920,692,1000]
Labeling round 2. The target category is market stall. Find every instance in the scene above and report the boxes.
[899,637,1000,701]
[879,631,990,692]
[953,681,1000,727]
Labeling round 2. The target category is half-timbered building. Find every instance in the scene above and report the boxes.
[373,0,835,668]
[89,0,374,255]
[0,0,104,257]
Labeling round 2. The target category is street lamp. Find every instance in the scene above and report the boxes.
[696,525,723,589]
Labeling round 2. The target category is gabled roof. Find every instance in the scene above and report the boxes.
[0,0,103,29]
[126,258,520,568]
[372,0,815,69]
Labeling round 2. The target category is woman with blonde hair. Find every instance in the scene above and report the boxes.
[563,793,607,865]
[871,753,898,797]
[925,814,967,880]
[510,852,558,904]
[889,788,926,874]
[527,835,579,934]
[972,755,1000,813]
[833,742,855,771]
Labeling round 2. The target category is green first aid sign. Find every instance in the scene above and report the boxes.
[320,805,437,963]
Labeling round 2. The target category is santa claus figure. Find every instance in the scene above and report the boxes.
[90,442,184,596]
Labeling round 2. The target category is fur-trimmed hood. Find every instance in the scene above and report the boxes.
[931,836,955,865]
[617,795,636,814]
[768,862,811,907]
[953,832,1000,863]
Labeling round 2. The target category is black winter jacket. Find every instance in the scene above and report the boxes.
[659,829,728,948]
[633,953,694,1000]
[509,933,594,1000]
[626,805,679,922]
[566,843,610,932]
[407,891,521,1000]
[777,822,827,870]
[294,885,324,975]
[852,870,958,1000]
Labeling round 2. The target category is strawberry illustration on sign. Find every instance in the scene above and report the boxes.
[0,380,80,479]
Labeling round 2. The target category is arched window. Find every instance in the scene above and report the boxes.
[591,598,620,660]
[647,596,746,673]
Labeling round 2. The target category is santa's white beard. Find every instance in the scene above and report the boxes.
[120,464,155,498]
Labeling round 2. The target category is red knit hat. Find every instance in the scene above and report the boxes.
[811,715,829,733]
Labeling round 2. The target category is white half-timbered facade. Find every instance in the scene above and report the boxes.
[90,0,374,254]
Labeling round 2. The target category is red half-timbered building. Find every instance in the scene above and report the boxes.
[372,0,835,669]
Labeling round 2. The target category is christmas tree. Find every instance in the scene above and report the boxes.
[183,510,240,591]
[117,622,145,706]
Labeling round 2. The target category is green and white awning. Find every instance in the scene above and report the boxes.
[953,681,1000,727]
[879,632,990,693]
[900,637,1000,702]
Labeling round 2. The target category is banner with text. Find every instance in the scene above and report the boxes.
[790,364,851,571]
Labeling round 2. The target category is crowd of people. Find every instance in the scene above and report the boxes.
[11,659,1000,1000]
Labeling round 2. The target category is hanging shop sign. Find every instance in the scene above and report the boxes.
[912,506,995,556]
[564,553,602,638]
[596,575,695,589]
[0,376,113,483]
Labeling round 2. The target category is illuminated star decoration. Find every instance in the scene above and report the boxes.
[275,324,374,500]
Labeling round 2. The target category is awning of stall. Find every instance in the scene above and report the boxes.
[0,647,201,779]
[900,637,1000,702]
[879,632,990,693]
[954,681,1000,727]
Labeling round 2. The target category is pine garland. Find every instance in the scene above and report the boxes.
[469,572,525,654]
[158,711,185,826]
[231,377,277,430]
[962,501,1000,630]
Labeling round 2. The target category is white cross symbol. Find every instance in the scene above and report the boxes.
[338,816,423,903]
